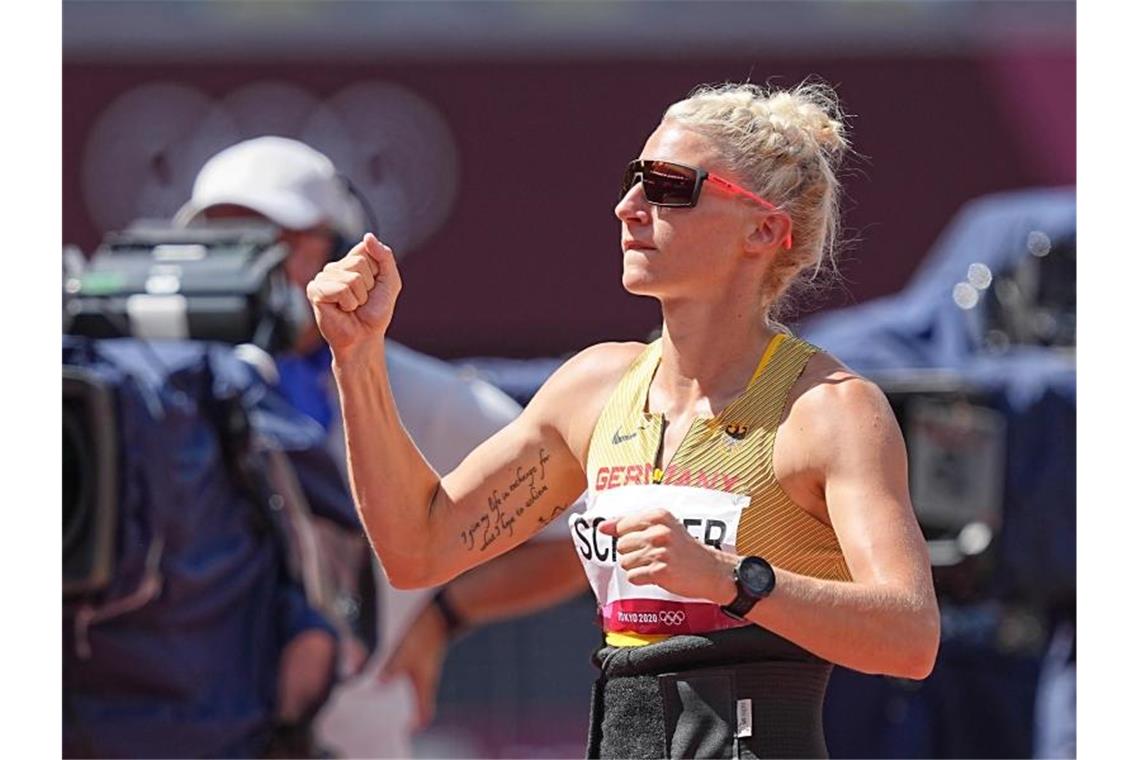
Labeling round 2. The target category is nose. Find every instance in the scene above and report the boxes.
[614,183,651,225]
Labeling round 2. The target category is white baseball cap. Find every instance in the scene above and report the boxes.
[174,136,365,239]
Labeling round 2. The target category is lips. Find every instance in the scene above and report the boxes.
[622,240,656,252]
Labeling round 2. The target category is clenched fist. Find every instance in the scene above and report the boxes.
[306,233,401,359]
[599,508,738,604]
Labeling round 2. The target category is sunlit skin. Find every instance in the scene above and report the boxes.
[307,121,940,679]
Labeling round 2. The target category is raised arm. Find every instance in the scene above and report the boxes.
[308,234,635,588]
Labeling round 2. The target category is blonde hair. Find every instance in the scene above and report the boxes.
[663,81,850,321]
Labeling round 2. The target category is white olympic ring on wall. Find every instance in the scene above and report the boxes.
[660,610,686,626]
[81,79,459,258]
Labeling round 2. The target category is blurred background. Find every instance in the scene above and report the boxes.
[62,1,1075,758]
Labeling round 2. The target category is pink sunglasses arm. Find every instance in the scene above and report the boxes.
[705,174,794,249]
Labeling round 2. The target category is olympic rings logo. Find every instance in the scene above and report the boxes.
[80,80,459,255]
[660,610,687,626]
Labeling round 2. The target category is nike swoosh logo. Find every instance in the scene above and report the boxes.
[612,428,639,445]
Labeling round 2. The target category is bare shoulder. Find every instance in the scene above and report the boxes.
[784,350,901,459]
[557,340,647,381]
[528,341,648,463]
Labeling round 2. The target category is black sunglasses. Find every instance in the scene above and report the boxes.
[620,159,792,247]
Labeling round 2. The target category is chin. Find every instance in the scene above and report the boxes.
[622,251,662,295]
[621,263,651,294]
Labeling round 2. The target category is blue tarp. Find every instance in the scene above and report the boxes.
[800,186,1075,371]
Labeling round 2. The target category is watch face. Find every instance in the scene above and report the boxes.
[738,557,775,597]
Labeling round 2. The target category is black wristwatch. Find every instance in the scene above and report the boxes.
[720,556,776,620]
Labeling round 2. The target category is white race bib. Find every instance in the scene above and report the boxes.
[568,484,750,635]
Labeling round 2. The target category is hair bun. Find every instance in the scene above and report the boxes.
[760,85,847,160]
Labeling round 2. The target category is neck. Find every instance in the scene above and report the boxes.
[655,292,778,417]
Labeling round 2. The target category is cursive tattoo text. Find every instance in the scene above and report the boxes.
[458,447,561,552]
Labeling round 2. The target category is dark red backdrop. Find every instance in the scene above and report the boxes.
[63,52,1074,357]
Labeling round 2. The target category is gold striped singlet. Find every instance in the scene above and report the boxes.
[585,333,853,646]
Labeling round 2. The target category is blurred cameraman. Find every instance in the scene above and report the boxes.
[176,137,585,757]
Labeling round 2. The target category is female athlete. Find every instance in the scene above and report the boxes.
[306,81,939,758]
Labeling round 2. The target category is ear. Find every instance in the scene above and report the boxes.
[743,211,793,257]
